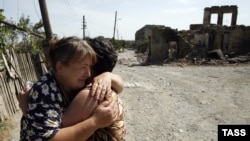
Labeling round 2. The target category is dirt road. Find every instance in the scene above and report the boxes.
[115,49,250,141]
[6,48,250,141]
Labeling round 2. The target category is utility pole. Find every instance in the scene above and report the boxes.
[38,0,52,41]
[113,11,117,40]
[82,15,86,39]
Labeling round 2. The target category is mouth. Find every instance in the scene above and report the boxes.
[79,79,86,85]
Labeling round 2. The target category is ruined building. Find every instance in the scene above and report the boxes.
[135,5,250,63]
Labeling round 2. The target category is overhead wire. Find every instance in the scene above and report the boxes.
[16,0,19,21]
[62,0,84,36]
[1,0,4,10]
[64,0,81,21]
[33,0,42,21]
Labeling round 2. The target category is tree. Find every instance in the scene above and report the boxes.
[0,10,9,52]
[14,14,44,54]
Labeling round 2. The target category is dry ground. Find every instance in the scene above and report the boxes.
[116,49,250,141]
[4,48,250,141]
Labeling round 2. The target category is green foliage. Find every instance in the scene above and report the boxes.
[136,39,149,53]
[17,14,31,31]
[0,10,5,20]
[111,39,125,50]
[1,13,45,55]
[33,20,44,33]
[111,39,134,53]
[0,11,7,52]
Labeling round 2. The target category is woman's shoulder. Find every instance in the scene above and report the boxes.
[30,72,60,100]
[33,72,56,89]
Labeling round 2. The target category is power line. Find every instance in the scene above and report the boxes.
[16,0,19,21]
[64,0,81,21]
[1,0,4,9]
[33,0,42,20]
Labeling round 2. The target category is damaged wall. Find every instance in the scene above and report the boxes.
[203,5,238,26]
[150,27,168,62]
[135,25,178,63]
[135,5,250,63]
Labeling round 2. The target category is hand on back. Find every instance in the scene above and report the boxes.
[90,72,113,101]
[16,82,32,116]
[92,93,118,128]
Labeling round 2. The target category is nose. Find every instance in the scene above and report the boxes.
[83,68,91,78]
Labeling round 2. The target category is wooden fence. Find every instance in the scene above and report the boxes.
[0,49,47,121]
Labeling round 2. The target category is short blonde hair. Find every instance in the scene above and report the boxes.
[47,36,96,70]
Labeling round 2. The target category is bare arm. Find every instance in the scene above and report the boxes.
[17,72,123,117]
[18,88,118,141]
[110,73,124,93]
[62,87,118,128]
[62,88,98,127]
[51,96,118,141]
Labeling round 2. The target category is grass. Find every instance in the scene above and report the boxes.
[0,59,4,70]
[0,119,13,139]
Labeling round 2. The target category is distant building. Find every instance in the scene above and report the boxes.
[135,5,250,63]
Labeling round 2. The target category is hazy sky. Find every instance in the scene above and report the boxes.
[1,0,250,40]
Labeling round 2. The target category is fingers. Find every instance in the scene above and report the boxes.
[105,89,113,100]
[93,96,119,128]
[91,82,111,101]
[91,72,112,99]
[98,86,106,100]
[99,87,112,101]
[90,83,97,96]
[102,97,119,120]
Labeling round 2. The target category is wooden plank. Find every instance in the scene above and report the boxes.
[4,75,16,116]
[26,53,36,81]
[0,50,42,120]
[0,73,12,117]
[1,53,15,78]
[19,53,27,82]
[1,53,16,116]
[0,73,8,121]
[11,48,22,80]
[8,79,19,113]
[24,53,31,81]
[8,52,24,112]
[29,53,38,81]
[1,53,20,116]
[39,53,48,75]
[13,79,22,111]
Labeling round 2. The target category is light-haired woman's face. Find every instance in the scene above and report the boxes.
[57,56,93,90]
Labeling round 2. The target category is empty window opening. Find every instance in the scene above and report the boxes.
[223,13,232,26]
[210,14,218,24]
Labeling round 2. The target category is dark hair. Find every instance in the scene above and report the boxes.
[47,36,96,71]
[86,36,118,76]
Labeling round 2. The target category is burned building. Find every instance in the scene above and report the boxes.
[135,5,250,64]
[135,25,178,62]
